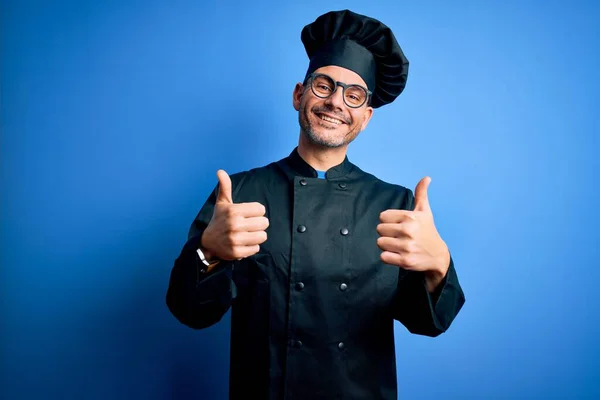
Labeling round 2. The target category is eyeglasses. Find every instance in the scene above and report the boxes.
[305,73,372,108]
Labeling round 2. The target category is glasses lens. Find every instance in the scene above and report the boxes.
[344,86,368,107]
[310,74,368,108]
[311,75,335,98]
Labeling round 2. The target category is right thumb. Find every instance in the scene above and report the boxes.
[216,169,233,204]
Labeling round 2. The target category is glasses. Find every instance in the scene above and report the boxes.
[305,73,372,108]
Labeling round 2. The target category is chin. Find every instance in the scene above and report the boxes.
[304,128,348,148]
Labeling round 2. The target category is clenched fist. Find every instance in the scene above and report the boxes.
[201,170,270,261]
[376,177,450,291]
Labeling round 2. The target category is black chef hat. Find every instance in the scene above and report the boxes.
[301,9,409,108]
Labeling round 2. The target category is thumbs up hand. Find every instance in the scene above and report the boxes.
[376,177,450,290]
[201,170,269,261]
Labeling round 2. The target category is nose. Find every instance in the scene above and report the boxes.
[324,86,346,110]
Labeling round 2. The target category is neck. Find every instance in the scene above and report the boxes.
[297,132,348,171]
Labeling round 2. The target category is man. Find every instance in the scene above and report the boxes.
[166,9,465,400]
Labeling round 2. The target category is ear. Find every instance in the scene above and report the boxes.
[360,106,374,131]
[293,83,304,111]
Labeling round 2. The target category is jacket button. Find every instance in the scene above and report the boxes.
[339,283,348,291]
[297,225,307,233]
[338,183,347,189]
[340,228,349,236]
[338,342,345,350]
[295,282,305,291]
[300,179,307,186]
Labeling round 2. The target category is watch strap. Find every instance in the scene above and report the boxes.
[196,247,220,271]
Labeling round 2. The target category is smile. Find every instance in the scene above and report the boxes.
[316,113,345,125]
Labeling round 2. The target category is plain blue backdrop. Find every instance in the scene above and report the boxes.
[2,0,599,399]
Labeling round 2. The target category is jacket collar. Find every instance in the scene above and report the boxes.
[286,146,354,180]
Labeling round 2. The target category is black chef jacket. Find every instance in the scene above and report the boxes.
[166,147,465,400]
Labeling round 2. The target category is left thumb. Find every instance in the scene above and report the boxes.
[414,176,432,212]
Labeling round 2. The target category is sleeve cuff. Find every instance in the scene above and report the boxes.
[423,256,465,332]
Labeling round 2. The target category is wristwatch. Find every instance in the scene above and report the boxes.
[196,247,220,273]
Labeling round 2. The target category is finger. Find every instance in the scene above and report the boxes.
[230,202,266,218]
[380,251,407,268]
[376,236,409,254]
[232,230,268,246]
[414,176,431,212]
[238,216,270,232]
[216,170,233,204]
[230,244,261,260]
[379,209,416,223]
[376,222,414,238]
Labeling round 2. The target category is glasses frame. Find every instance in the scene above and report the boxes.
[305,73,372,109]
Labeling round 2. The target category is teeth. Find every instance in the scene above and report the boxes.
[319,114,342,124]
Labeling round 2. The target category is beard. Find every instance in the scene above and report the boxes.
[299,102,361,148]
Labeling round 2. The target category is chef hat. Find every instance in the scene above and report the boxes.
[301,9,410,108]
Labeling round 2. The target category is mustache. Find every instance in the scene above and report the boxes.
[311,106,351,124]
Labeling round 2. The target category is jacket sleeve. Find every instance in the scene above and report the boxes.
[391,187,466,337]
[165,183,237,330]
[392,257,465,337]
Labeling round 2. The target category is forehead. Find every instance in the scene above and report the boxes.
[313,65,368,88]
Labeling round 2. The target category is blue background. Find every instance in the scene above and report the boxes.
[2,0,599,398]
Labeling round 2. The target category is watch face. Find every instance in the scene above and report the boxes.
[197,248,219,269]
[196,248,209,264]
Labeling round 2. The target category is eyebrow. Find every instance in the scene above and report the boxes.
[317,74,368,89]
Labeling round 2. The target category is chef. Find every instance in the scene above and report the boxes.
[166,9,465,400]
